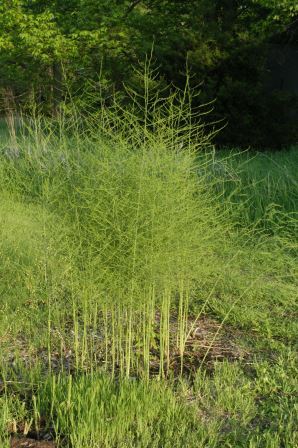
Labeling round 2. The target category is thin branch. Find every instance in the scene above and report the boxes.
[125,0,142,17]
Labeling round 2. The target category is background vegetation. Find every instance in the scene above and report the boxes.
[1,0,298,148]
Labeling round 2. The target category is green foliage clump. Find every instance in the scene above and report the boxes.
[0,86,229,376]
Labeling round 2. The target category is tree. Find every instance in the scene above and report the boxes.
[0,0,297,148]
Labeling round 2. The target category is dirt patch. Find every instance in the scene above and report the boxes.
[183,316,248,365]
[2,315,250,377]
[10,437,56,448]
[150,315,250,374]
[7,419,57,448]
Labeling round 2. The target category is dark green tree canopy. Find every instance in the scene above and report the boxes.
[0,0,297,148]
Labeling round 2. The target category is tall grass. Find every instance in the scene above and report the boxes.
[211,148,298,233]
[0,72,230,378]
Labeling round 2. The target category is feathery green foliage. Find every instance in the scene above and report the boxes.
[0,81,297,445]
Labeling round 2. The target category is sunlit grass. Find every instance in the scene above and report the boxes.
[0,75,297,445]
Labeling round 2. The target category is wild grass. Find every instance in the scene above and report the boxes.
[0,74,297,446]
[212,147,298,232]
[0,75,232,379]
[1,352,297,447]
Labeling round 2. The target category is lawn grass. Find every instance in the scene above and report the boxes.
[0,98,297,447]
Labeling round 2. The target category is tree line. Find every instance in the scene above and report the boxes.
[0,0,297,149]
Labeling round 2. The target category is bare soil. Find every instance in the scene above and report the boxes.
[10,437,56,448]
